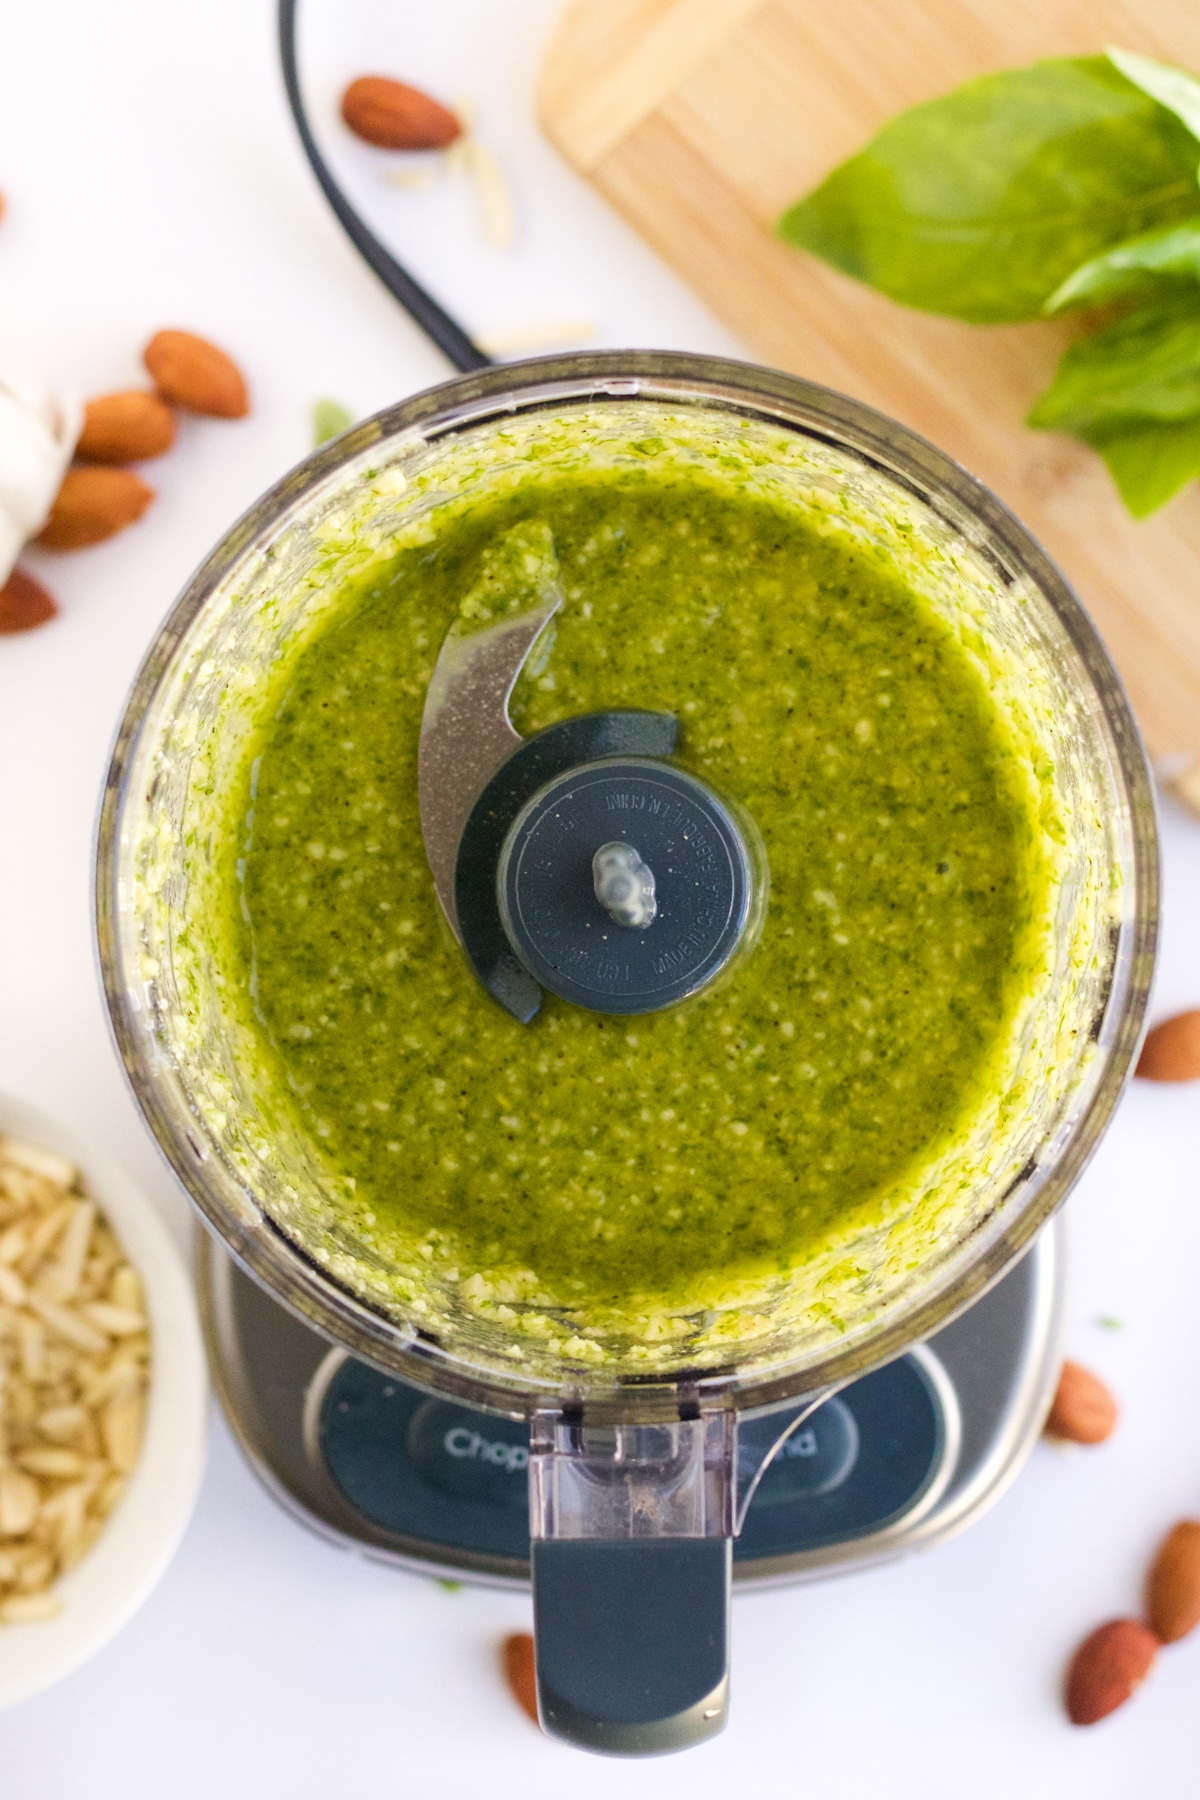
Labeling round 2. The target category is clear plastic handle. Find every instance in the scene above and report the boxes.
[527,1408,735,1755]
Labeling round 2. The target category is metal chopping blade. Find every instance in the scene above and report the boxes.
[418,596,562,941]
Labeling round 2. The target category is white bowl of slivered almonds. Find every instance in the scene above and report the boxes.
[0,1093,207,1708]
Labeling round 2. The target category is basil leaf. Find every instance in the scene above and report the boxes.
[1044,218,1200,311]
[1028,292,1200,432]
[313,398,354,446]
[780,57,1200,322]
[1088,414,1200,516]
[1107,46,1200,148]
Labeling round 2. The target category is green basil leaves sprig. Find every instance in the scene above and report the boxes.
[1030,293,1200,514]
[1044,220,1200,314]
[780,49,1200,516]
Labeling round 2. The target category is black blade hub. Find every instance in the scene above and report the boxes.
[454,709,756,1021]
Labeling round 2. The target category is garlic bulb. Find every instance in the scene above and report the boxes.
[0,349,80,585]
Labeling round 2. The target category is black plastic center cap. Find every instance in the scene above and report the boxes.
[497,758,753,1014]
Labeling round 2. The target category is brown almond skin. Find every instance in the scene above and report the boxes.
[1044,1360,1118,1445]
[1147,1519,1200,1644]
[0,567,58,633]
[1066,1618,1158,1725]
[37,466,154,550]
[501,1632,539,1726]
[341,75,461,150]
[1137,1009,1200,1082]
[77,389,176,462]
[144,330,248,419]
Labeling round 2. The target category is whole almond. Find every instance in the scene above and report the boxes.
[1137,1009,1200,1082]
[1044,1360,1118,1445]
[341,76,461,150]
[501,1631,539,1726]
[0,567,57,633]
[1065,1618,1158,1725]
[77,390,176,463]
[1147,1519,1200,1644]
[37,467,154,550]
[143,330,248,419]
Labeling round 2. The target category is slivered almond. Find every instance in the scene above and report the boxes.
[94,1473,126,1519]
[0,1223,27,1263]
[37,1405,88,1443]
[17,1201,73,1277]
[110,1265,143,1311]
[101,1392,145,1473]
[14,1552,55,1594]
[17,1316,45,1380]
[0,1593,60,1623]
[39,1200,95,1303]
[461,138,514,247]
[0,1469,39,1537]
[0,1264,26,1306]
[0,1140,75,1188]
[40,1482,89,1539]
[81,1302,145,1336]
[26,1296,107,1354]
[80,1359,141,1409]
[6,1376,37,1427]
[58,1523,93,1572]
[52,1522,87,1568]
[18,1447,85,1479]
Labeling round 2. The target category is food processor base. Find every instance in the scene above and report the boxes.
[196,1216,1065,1589]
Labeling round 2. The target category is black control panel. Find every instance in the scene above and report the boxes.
[318,1352,946,1568]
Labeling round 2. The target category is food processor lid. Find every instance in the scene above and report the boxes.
[417,596,759,1022]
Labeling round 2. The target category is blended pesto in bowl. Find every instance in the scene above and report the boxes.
[129,393,1123,1384]
[213,456,1056,1360]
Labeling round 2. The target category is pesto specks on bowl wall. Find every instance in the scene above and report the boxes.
[141,401,1109,1380]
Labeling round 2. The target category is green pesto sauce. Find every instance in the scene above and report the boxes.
[224,470,1045,1313]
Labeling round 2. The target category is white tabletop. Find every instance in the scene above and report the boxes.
[1,3,1198,1793]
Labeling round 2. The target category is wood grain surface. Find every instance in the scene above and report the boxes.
[539,0,1200,770]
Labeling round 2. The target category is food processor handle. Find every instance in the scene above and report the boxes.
[527,1407,735,1754]
[531,1537,731,1754]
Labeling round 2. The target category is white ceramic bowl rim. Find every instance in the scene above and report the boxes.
[0,1092,208,1710]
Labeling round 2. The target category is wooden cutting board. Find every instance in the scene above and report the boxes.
[538,0,1200,778]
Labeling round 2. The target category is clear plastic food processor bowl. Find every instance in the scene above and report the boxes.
[96,353,1156,1754]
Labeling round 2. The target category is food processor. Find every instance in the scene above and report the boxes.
[95,350,1156,1755]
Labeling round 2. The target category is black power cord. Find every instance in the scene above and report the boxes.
[278,0,493,374]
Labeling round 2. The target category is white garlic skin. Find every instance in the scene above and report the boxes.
[0,349,81,584]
